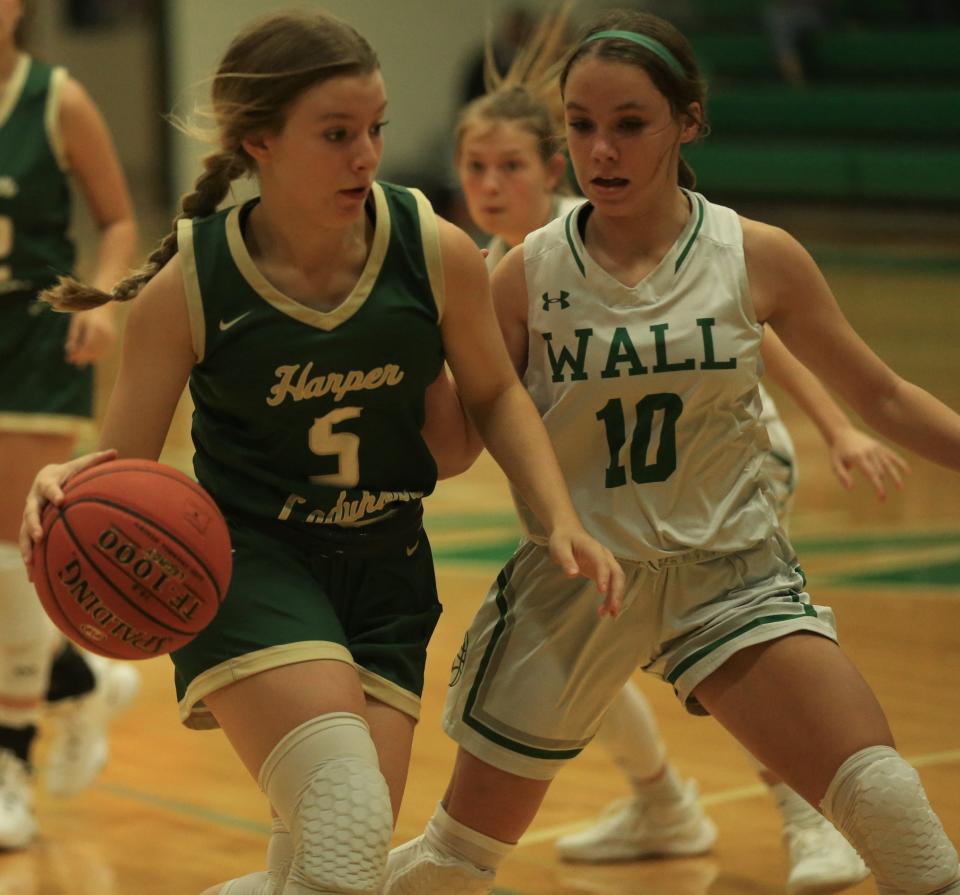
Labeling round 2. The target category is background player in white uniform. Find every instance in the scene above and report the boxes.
[20,11,623,895]
[383,11,960,895]
[452,16,907,893]
[0,0,138,849]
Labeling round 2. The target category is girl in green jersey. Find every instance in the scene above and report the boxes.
[19,10,623,894]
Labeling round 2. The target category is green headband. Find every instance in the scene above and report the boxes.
[582,29,686,79]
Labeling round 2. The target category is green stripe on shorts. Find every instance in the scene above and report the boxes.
[666,603,818,686]
[462,565,584,762]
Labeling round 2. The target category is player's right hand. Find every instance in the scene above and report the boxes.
[829,428,910,500]
[547,526,626,618]
[19,449,118,570]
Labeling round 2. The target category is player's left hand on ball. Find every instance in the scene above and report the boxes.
[548,527,625,618]
[19,449,118,568]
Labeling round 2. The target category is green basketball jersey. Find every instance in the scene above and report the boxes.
[0,54,74,295]
[180,182,446,528]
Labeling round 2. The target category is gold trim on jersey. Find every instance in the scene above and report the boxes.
[224,182,391,332]
[0,53,29,130]
[45,66,69,172]
[178,640,357,730]
[358,666,422,721]
[409,187,445,322]
[0,411,94,437]
[177,218,206,362]
[177,639,423,729]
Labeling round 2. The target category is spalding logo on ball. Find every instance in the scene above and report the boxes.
[33,459,232,660]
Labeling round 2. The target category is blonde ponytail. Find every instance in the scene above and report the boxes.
[456,3,573,165]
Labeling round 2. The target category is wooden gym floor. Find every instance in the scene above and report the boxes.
[2,256,959,894]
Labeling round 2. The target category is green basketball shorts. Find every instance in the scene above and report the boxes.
[0,291,93,434]
[173,507,442,730]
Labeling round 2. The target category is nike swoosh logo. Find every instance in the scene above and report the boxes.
[219,311,252,331]
[405,541,420,557]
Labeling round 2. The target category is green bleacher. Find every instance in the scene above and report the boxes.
[692,30,960,82]
[681,10,960,202]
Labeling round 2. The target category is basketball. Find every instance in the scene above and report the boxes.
[32,459,232,660]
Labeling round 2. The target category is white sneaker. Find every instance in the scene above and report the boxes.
[555,780,718,863]
[784,814,870,895]
[0,749,37,849]
[45,658,140,797]
[382,836,495,895]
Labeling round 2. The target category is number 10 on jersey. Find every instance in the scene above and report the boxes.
[597,393,683,488]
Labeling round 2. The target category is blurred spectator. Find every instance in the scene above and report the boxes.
[764,0,826,87]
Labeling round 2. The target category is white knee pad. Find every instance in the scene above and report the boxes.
[258,713,392,894]
[821,746,959,895]
[0,543,56,725]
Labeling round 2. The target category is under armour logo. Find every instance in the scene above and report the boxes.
[542,291,570,311]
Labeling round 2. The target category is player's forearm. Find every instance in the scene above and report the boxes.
[469,380,581,531]
[764,330,854,447]
[778,364,854,447]
[90,217,138,294]
[859,378,960,473]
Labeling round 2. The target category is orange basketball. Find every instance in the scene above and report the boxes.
[33,459,232,660]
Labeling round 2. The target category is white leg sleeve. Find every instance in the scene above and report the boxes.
[212,817,292,895]
[821,746,960,895]
[258,713,392,895]
[0,543,55,725]
[592,681,667,784]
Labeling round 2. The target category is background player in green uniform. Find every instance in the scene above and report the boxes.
[452,19,907,893]
[19,11,623,895]
[0,0,138,849]
[383,11,960,895]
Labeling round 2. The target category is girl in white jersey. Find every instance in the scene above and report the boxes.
[384,11,960,895]
[0,0,139,849]
[451,20,908,894]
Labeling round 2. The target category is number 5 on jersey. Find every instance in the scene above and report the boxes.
[308,407,363,487]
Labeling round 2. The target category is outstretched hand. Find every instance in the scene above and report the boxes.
[547,526,625,618]
[830,428,910,500]
[19,449,118,570]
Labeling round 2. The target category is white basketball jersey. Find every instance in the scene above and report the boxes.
[484,196,584,272]
[514,191,779,562]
